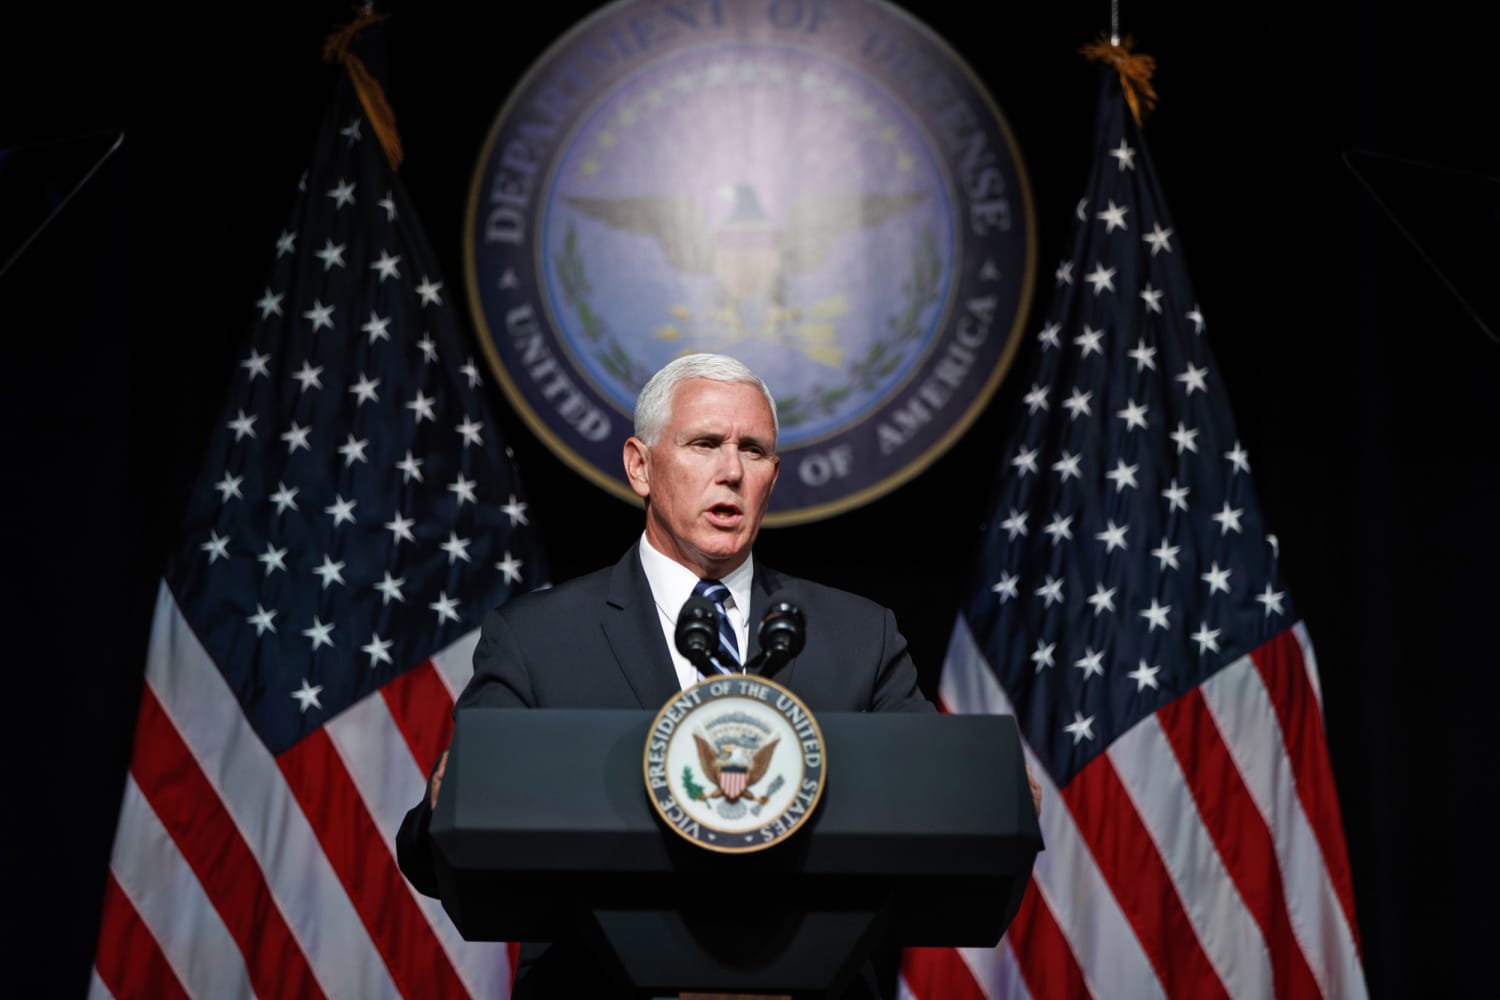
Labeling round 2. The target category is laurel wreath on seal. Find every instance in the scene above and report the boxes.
[554,222,941,428]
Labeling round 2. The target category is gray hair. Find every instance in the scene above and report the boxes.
[633,353,779,447]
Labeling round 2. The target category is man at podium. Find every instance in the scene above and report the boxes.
[398,353,938,996]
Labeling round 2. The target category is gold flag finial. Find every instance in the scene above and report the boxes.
[322,7,404,170]
[1080,34,1158,125]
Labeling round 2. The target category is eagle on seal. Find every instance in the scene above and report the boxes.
[693,734,780,803]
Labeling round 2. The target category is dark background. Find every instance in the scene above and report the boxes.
[4,1,1497,996]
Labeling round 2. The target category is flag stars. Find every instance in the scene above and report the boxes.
[313,556,346,590]
[314,239,347,271]
[1038,322,1062,349]
[269,481,300,515]
[326,178,356,208]
[1140,598,1171,631]
[241,349,271,381]
[1087,583,1117,616]
[496,551,525,585]
[304,299,335,331]
[1097,199,1129,232]
[1084,263,1116,294]
[440,532,472,564]
[338,433,369,466]
[256,289,284,318]
[1177,363,1209,396]
[1151,537,1182,571]
[1191,623,1222,655]
[1128,660,1161,691]
[502,495,529,526]
[280,422,312,453]
[227,410,257,441]
[1000,508,1029,540]
[1225,442,1252,474]
[378,191,397,221]
[258,543,288,576]
[292,361,324,393]
[456,416,484,448]
[201,531,230,563]
[291,678,323,713]
[1139,284,1164,314]
[416,334,439,363]
[324,494,357,526]
[1170,422,1200,455]
[1035,576,1065,607]
[369,250,401,281]
[1143,222,1174,256]
[1257,583,1287,617]
[340,117,362,144]
[1031,640,1057,672]
[406,390,437,424]
[1064,711,1096,744]
[1062,388,1093,420]
[991,572,1020,602]
[1074,647,1105,680]
[1117,399,1149,431]
[430,591,461,625]
[1043,513,1074,544]
[1128,338,1158,371]
[1055,260,1074,286]
[416,276,444,305]
[375,572,406,604]
[1187,305,1206,334]
[448,474,478,506]
[461,358,482,388]
[1023,384,1050,414]
[396,451,424,483]
[1096,519,1129,552]
[1052,451,1083,482]
[1161,479,1190,512]
[214,471,244,502]
[275,230,296,257]
[1109,138,1137,171]
[362,312,392,344]
[246,604,277,636]
[1105,459,1139,492]
[384,512,416,545]
[362,634,394,668]
[348,374,381,406]
[1212,502,1246,535]
[303,617,336,650]
[1201,562,1233,595]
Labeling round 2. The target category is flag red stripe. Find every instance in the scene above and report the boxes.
[1006,879,1091,999]
[94,872,191,1000]
[278,727,469,999]
[1063,753,1230,1000]
[900,946,987,1000]
[130,686,326,1000]
[1157,688,1323,1000]
[1250,632,1361,948]
[381,659,456,775]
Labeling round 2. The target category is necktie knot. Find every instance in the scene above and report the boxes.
[692,578,740,674]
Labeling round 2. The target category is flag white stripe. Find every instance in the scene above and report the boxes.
[109,775,254,999]
[1108,714,1275,999]
[942,616,1165,1000]
[431,628,479,702]
[87,968,116,1000]
[144,583,402,1000]
[1293,622,1323,710]
[1200,647,1367,1000]
[959,943,1033,1000]
[326,691,509,1000]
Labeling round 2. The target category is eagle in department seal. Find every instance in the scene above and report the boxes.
[694,728,780,808]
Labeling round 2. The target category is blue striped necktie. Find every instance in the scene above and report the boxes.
[692,578,740,674]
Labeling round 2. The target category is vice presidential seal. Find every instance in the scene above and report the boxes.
[467,0,1036,524]
[643,674,826,853]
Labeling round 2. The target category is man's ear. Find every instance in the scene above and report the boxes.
[623,436,651,499]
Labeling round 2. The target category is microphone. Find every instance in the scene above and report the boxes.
[746,591,806,677]
[675,593,721,676]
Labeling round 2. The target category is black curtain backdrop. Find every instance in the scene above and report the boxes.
[4,2,1496,996]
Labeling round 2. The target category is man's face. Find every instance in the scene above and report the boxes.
[624,378,780,578]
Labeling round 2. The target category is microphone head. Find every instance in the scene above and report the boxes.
[758,590,806,658]
[675,593,720,659]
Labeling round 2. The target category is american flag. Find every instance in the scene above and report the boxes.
[90,45,545,1000]
[900,67,1368,999]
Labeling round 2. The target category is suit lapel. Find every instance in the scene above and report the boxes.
[601,545,682,709]
[749,561,797,686]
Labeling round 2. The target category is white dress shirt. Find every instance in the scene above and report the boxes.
[637,532,753,689]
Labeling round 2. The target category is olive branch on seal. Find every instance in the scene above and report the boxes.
[681,766,707,802]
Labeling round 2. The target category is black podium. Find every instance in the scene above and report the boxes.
[430,708,1041,997]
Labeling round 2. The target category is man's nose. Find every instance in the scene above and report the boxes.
[714,444,744,483]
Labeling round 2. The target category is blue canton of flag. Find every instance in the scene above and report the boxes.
[902,60,1367,1000]
[93,30,542,1000]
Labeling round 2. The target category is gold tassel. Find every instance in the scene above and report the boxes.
[1080,34,1158,126]
[322,6,404,170]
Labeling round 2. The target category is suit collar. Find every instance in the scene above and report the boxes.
[602,544,686,708]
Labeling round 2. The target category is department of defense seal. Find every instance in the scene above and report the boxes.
[467,0,1036,524]
[643,673,826,853]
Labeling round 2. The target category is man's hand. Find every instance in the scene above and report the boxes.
[1026,762,1041,815]
[429,750,449,810]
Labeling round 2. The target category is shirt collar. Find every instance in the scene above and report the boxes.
[638,532,755,625]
